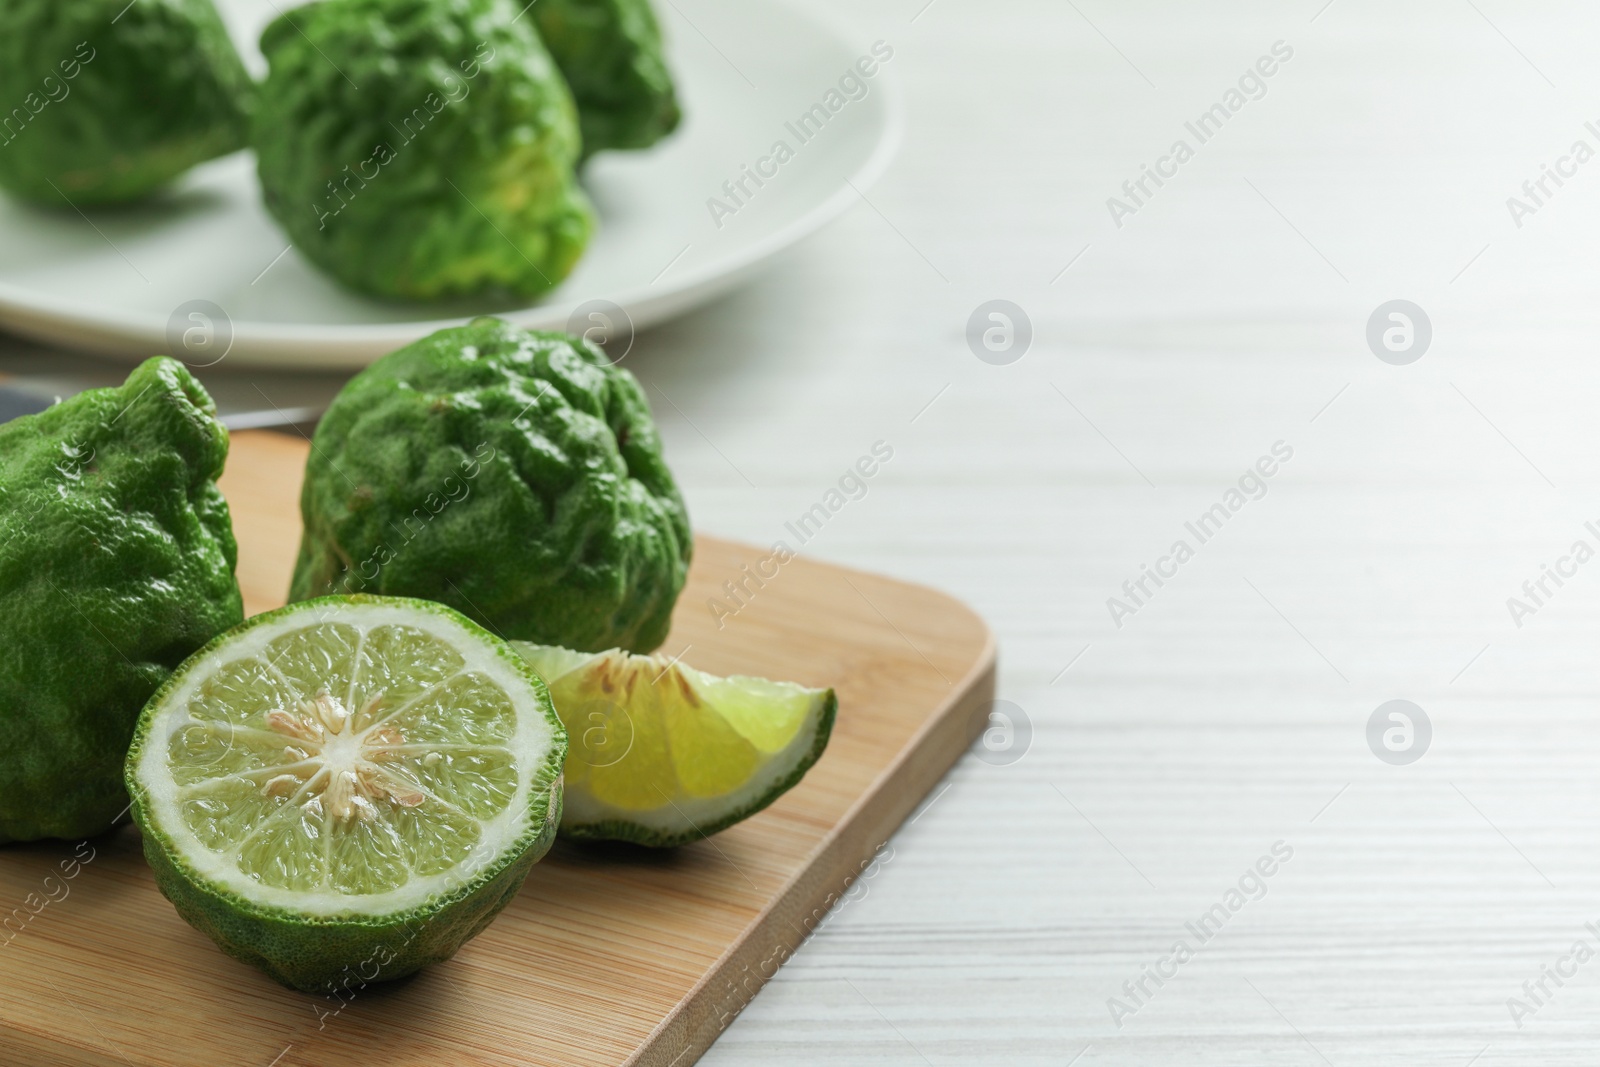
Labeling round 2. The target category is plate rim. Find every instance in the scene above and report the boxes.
[0,0,905,365]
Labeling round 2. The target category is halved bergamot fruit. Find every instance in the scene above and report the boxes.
[126,596,566,993]
[512,643,835,847]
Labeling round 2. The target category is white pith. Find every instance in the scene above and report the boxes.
[524,647,829,836]
[136,603,559,917]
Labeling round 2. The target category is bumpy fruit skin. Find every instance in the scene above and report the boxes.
[290,318,691,654]
[0,357,242,843]
[254,0,594,301]
[125,595,566,993]
[0,0,253,205]
[531,0,681,157]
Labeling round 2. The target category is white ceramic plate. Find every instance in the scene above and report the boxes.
[0,0,901,368]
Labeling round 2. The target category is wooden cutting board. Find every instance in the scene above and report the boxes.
[0,431,995,1067]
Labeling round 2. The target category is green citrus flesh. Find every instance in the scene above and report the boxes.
[127,597,566,993]
[513,643,835,847]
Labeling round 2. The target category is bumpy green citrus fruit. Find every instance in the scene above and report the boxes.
[532,0,681,157]
[126,596,566,993]
[515,642,834,847]
[0,0,253,204]
[253,0,593,300]
[0,356,241,843]
[290,317,691,655]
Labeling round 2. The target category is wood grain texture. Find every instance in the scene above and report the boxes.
[0,431,994,1067]
[13,0,1600,1061]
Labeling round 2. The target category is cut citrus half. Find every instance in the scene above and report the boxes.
[126,596,565,993]
[513,643,835,847]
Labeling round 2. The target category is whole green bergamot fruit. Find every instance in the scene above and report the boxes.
[254,0,593,301]
[531,0,681,158]
[290,318,691,654]
[0,356,243,843]
[0,0,253,205]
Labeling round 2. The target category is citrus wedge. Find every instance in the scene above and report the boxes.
[513,643,835,847]
[126,596,566,993]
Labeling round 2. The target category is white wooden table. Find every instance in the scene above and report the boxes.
[10,1,1600,1063]
[664,1,1600,1063]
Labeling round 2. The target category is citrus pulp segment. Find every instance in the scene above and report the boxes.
[512,643,835,847]
[127,597,565,992]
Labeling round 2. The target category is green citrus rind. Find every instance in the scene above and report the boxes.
[126,595,566,993]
